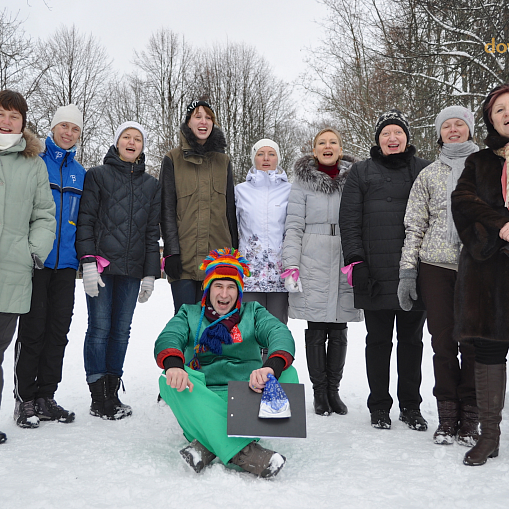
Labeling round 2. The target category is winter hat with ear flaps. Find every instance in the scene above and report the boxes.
[188,248,251,370]
[251,139,281,167]
[374,109,410,146]
[51,104,84,131]
[113,121,147,151]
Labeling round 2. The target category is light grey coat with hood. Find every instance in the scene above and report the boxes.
[282,155,363,323]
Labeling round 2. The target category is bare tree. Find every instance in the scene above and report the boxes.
[133,29,195,162]
[195,42,296,182]
[0,9,48,100]
[32,24,111,167]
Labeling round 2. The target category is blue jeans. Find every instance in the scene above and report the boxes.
[84,275,140,383]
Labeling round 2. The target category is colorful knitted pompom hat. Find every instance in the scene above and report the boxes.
[200,248,250,309]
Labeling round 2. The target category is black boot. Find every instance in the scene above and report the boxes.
[433,400,459,444]
[327,328,348,415]
[464,363,506,466]
[305,329,331,416]
[107,375,133,419]
[88,376,116,420]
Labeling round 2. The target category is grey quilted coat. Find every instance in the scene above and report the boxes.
[282,155,363,323]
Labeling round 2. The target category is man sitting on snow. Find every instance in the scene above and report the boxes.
[154,248,298,478]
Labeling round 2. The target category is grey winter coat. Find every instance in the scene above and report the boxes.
[282,155,363,323]
[0,131,56,313]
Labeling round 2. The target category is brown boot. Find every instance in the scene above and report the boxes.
[230,441,286,478]
[433,401,459,445]
[457,404,479,447]
[180,440,216,473]
[463,363,506,466]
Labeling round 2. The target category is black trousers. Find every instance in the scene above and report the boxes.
[364,308,426,412]
[0,313,19,408]
[14,268,76,402]
[418,263,476,405]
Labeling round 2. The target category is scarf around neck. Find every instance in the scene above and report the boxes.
[439,140,479,245]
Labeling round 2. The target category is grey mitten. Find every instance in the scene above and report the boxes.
[397,269,418,311]
[138,276,155,303]
[82,261,105,298]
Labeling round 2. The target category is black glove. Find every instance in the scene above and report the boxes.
[352,262,370,292]
[164,254,183,280]
[32,253,44,270]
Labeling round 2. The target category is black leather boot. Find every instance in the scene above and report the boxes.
[107,375,133,419]
[326,328,348,415]
[88,376,116,419]
[305,329,331,415]
[464,363,506,466]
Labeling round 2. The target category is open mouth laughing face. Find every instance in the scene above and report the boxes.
[491,92,509,138]
[379,125,407,155]
[0,106,23,135]
[188,106,213,145]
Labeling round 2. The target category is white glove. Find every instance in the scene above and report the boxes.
[82,262,105,298]
[138,276,155,303]
[282,267,303,293]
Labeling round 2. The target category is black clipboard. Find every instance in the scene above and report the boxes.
[227,381,306,438]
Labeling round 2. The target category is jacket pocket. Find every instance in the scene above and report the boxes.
[68,194,80,226]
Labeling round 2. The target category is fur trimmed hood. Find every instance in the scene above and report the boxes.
[14,130,43,158]
[180,122,227,156]
[293,154,356,194]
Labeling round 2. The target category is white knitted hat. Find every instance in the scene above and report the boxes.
[50,104,83,131]
[251,139,280,166]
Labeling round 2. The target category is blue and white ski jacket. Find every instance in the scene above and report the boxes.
[41,135,86,270]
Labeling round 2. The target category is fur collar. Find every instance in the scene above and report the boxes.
[21,130,43,158]
[180,122,227,156]
[485,133,509,151]
[370,144,416,169]
[293,155,354,194]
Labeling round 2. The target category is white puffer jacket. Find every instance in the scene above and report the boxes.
[235,167,291,292]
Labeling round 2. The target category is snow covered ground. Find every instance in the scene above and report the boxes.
[1,280,509,508]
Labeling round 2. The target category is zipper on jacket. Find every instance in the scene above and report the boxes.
[54,153,69,271]
[125,164,134,275]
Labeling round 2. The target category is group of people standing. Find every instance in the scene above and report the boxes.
[1,84,509,474]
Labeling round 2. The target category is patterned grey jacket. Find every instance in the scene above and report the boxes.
[400,159,462,272]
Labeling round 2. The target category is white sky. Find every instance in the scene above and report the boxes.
[16,0,329,85]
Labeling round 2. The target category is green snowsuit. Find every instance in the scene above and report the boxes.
[155,301,298,463]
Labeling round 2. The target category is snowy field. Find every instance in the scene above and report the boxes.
[1,280,509,509]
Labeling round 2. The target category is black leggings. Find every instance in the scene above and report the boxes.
[473,339,509,365]
[307,322,347,331]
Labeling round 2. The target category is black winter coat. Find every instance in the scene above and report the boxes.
[340,145,430,310]
[76,146,161,279]
[452,143,509,343]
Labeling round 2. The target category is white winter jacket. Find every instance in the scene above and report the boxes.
[235,167,291,292]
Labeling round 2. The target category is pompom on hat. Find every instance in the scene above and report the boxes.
[200,248,250,310]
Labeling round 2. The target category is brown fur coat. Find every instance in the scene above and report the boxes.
[451,148,509,342]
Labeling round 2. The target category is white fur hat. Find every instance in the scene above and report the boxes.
[113,121,147,150]
[51,104,83,131]
[251,139,280,166]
